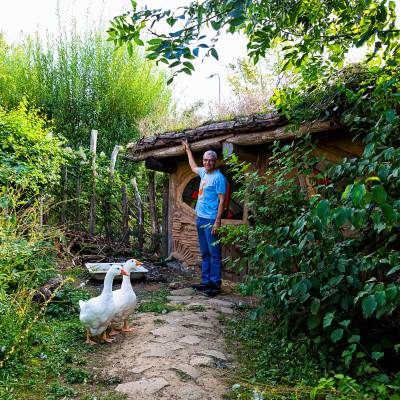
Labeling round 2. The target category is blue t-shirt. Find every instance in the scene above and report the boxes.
[195,167,227,219]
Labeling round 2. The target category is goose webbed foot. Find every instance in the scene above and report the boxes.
[121,319,134,333]
[85,330,98,345]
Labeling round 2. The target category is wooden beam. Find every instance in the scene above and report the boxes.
[128,120,341,161]
[128,134,235,161]
[226,120,341,146]
[145,157,177,173]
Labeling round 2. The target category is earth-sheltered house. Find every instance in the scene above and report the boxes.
[127,113,364,279]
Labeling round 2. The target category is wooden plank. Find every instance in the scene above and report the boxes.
[161,178,169,257]
[128,120,340,161]
[226,120,341,145]
[128,134,234,161]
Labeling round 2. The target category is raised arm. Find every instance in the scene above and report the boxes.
[182,139,198,174]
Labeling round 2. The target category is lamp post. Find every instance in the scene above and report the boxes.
[207,73,221,106]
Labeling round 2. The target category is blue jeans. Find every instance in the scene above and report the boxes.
[196,217,222,289]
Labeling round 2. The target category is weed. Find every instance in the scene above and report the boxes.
[137,300,183,313]
[65,367,89,384]
[153,318,166,325]
[187,305,206,312]
[223,308,325,398]
[46,384,78,399]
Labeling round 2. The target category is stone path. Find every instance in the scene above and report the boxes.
[92,288,236,400]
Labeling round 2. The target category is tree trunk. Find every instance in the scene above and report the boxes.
[161,177,169,257]
[131,177,144,254]
[60,165,68,226]
[148,170,160,253]
[105,145,121,240]
[89,129,98,237]
[75,169,81,232]
[121,184,129,245]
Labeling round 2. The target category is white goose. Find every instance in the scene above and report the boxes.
[79,264,128,345]
[110,259,142,335]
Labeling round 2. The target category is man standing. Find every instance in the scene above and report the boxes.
[182,139,227,297]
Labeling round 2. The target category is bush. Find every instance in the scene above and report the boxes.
[222,64,400,393]
[0,102,67,196]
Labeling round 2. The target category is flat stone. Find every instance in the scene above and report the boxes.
[142,347,170,358]
[176,384,207,400]
[188,302,208,308]
[151,336,173,344]
[131,365,153,374]
[198,349,227,361]
[150,326,185,339]
[142,343,184,358]
[206,298,234,308]
[171,288,194,296]
[219,307,234,314]
[115,377,169,396]
[167,295,192,302]
[170,363,202,380]
[190,355,215,368]
[183,320,213,329]
[179,335,201,345]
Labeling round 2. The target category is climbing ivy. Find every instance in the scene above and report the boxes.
[221,63,400,394]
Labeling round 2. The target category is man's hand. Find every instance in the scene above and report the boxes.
[212,219,221,235]
[182,139,189,152]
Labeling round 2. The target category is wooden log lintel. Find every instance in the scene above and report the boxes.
[128,134,234,161]
[226,120,341,146]
[128,120,340,161]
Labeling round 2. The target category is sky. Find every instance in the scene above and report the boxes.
[0,0,247,111]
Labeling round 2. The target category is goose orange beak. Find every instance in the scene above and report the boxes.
[121,268,129,276]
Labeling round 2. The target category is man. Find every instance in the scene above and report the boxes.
[182,139,227,297]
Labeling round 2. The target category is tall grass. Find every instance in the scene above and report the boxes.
[0,191,59,360]
[0,26,172,152]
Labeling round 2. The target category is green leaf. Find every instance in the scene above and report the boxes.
[168,60,181,68]
[331,328,344,343]
[183,61,195,71]
[384,109,396,123]
[371,351,384,361]
[333,208,350,227]
[210,20,221,30]
[372,185,387,204]
[323,312,334,329]
[316,199,330,226]
[307,315,320,330]
[351,183,366,207]
[311,298,320,315]
[362,295,377,318]
[382,204,397,224]
[348,335,360,343]
[210,48,219,60]
[127,41,133,57]
[133,36,144,46]
[339,319,350,328]
[387,265,400,275]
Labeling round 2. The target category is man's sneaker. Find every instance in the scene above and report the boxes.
[203,287,221,298]
[191,283,211,291]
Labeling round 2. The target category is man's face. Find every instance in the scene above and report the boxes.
[203,154,216,172]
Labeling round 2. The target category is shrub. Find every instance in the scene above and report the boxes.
[222,64,400,391]
[0,102,67,196]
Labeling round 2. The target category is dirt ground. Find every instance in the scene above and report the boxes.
[86,284,240,400]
